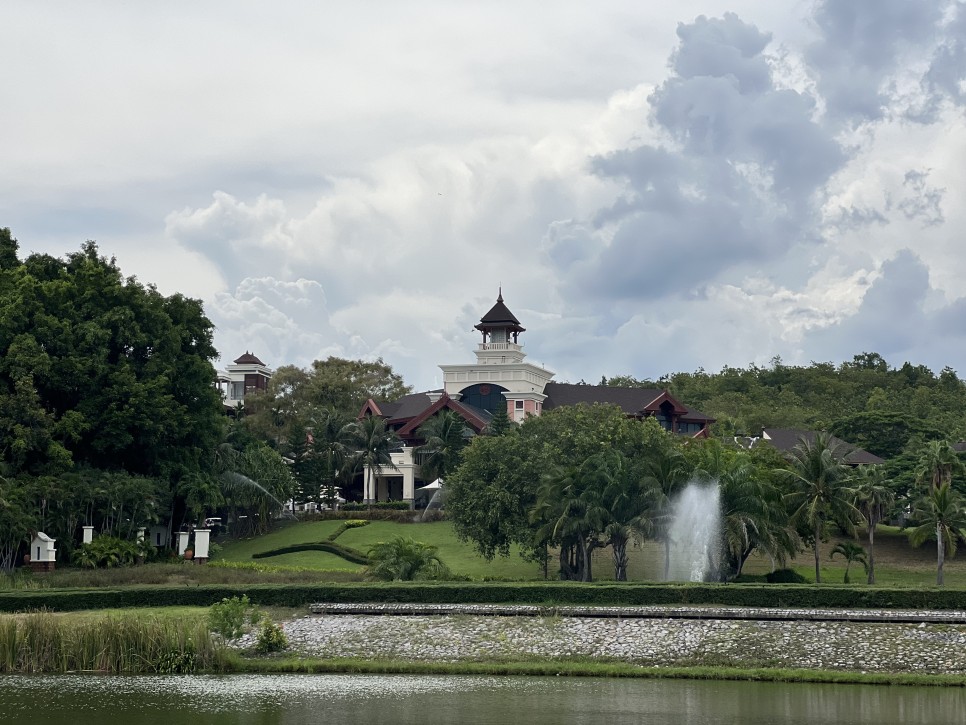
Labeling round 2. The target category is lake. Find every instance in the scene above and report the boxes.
[1,673,962,724]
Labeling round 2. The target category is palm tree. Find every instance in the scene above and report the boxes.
[908,482,966,586]
[366,536,449,580]
[779,433,860,583]
[713,458,796,580]
[353,415,400,503]
[914,440,960,492]
[597,453,650,581]
[310,409,357,507]
[851,464,895,584]
[829,541,868,584]
[642,447,689,580]
[417,409,472,483]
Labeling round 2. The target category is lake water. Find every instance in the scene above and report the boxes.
[1,673,963,724]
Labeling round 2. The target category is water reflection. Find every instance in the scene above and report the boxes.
[1,674,963,725]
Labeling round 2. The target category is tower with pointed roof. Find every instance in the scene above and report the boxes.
[439,290,554,422]
[216,351,273,408]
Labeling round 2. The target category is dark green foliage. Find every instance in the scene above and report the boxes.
[4,582,966,612]
[342,501,411,511]
[72,535,142,568]
[765,569,808,584]
[252,541,370,565]
[0,234,224,478]
[366,536,449,581]
[829,412,945,459]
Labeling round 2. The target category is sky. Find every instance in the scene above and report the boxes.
[3,1,966,391]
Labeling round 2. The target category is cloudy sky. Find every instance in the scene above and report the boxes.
[3,1,966,390]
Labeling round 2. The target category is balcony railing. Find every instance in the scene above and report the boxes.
[477,342,521,351]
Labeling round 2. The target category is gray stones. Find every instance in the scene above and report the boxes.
[244,604,966,674]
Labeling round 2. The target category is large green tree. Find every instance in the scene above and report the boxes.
[0,231,225,480]
[417,410,472,483]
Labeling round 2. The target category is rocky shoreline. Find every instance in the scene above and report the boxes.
[238,605,966,674]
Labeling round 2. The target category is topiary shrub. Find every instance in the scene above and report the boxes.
[766,568,809,584]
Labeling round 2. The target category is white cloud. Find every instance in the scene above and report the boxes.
[2,1,966,390]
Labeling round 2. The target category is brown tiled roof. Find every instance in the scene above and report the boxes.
[474,292,525,332]
[542,383,713,422]
[761,428,885,465]
[232,352,266,365]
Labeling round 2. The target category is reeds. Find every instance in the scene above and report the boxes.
[0,611,232,674]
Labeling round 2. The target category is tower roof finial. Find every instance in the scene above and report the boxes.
[497,285,503,302]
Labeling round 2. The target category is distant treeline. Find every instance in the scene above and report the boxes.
[603,352,965,457]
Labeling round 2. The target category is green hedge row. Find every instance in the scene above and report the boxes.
[341,502,411,511]
[251,542,370,565]
[3,582,966,613]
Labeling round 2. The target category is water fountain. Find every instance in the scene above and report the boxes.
[666,481,721,582]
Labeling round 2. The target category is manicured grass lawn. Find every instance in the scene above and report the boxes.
[255,551,365,571]
[217,520,347,562]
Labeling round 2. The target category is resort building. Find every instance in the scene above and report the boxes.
[215,352,272,410]
[355,292,715,504]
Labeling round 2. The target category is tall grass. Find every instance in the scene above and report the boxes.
[0,611,232,673]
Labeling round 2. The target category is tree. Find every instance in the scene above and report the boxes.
[309,409,358,508]
[851,465,895,584]
[908,482,966,586]
[417,410,472,483]
[642,447,689,580]
[914,440,961,492]
[779,433,860,583]
[829,541,868,583]
[353,415,400,503]
[0,477,33,572]
[366,536,449,580]
[0,233,226,540]
[486,405,512,436]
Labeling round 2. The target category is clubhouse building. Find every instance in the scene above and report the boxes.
[355,292,715,504]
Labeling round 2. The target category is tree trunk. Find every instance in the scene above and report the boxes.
[663,538,671,581]
[937,522,945,586]
[580,536,592,582]
[813,520,822,584]
[867,518,876,585]
[612,536,628,582]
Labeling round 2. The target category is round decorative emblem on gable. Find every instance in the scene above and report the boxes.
[479,385,491,395]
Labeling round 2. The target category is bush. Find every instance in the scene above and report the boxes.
[72,536,141,569]
[254,617,288,654]
[207,595,261,640]
[366,537,450,581]
[342,501,411,511]
[4,582,966,612]
[766,569,810,584]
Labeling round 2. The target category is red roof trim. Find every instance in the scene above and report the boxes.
[640,390,689,415]
[358,398,383,419]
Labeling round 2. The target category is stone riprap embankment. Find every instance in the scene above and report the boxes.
[243,605,966,674]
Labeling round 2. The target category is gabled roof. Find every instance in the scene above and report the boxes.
[359,391,492,439]
[474,291,525,333]
[542,383,713,422]
[232,351,266,365]
[761,428,885,465]
[396,393,490,437]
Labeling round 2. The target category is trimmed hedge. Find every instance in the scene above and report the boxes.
[3,582,966,613]
[252,542,369,565]
[342,502,411,511]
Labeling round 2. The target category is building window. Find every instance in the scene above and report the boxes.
[515,400,524,411]
[231,382,245,399]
